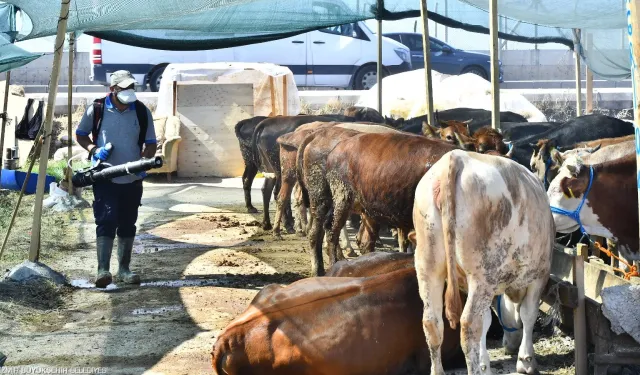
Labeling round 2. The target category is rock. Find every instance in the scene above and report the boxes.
[601,284,640,344]
[4,261,68,286]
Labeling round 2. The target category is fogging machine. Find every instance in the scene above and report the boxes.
[72,157,164,188]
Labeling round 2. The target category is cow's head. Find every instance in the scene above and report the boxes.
[529,139,564,185]
[422,121,440,138]
[438,119,471,145]
[344,106,386,124]
[453,132,477,151]
[473,126,508,154]
[385,116,405,128]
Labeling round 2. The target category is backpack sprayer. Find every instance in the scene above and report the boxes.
[68,144,164,188]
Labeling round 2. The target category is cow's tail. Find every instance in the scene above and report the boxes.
[295,133,314,209]
[440,152,463,330]
[251,119,267,167]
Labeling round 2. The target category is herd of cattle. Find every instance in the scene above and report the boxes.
[209,106,640,375]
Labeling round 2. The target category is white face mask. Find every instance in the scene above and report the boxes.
[116,89,137,104]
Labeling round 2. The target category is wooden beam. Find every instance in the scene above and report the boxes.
[269,76,276,117]
[377,18,383,114]
[172,80,177,116]
[585,32,594,114]
[626,0,640,279]
[28,0,71,262]
[489,0,500,130]
[0,70,10,170]
[282,75,288,116]
[67,31,75,197]
[574,29,583,117]
[419,0,434,126]
[573,243,588,375]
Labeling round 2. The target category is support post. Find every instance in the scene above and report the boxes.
[0,71,10,170]
[28,0,71,262]
[489,0,500,130]
[585,33,594,114]
[574,29,583,117]
[626,0,640,287]
[419,0,434,126]
[377,18,383,114]
[67,31,75,196]
[573,243,588,375]
[282,75,288,116]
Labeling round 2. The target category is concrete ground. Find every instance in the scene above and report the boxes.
[0,178,575,374]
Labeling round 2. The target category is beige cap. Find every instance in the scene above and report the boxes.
[109,70,137,88]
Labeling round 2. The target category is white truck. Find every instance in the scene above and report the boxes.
[90,21,411,91]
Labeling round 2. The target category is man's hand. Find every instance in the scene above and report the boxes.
[90,143,113,162]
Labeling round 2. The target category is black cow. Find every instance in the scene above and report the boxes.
[509,114,634,169]
[501,122,561,141]
[234,116,268,213]
[251,114,356,230]
[398,108,528,135]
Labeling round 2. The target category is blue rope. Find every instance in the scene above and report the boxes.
[496,294,519,332]
[549,166,594,237]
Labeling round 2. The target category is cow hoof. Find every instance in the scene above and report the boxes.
[262,223,273,231]
[247,207,258,214]
[273,233,283,240]
[297,231,306,237]
[346,249,358,257]
[516,356,538,375]
[286,227,296,234]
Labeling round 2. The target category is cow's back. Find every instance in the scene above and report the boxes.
[326,251,414,277]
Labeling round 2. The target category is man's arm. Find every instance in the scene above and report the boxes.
[142,107,157,159]
[142,143,157,158]
[75,105,96,157]
[77,135,96,154]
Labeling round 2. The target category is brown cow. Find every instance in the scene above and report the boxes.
[211,267,464,375]
[326,251,414,277]
[322,133,458,269]
[548,152,640,263]
[473,126,509,154]
[558,134,634,151]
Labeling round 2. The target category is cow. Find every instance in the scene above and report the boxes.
[557,134,635,151]
[500,122,560,142]
[428,123,509,155]
[322,133,459,274]
[412,149,554,375]
[547,152,640,265]
[235,116,269,213]
[398,108,528,134]
[211,267,464,375]
[250,115,356,230]
[531,139,634,187]
[510,114,634,170]
[326,251,414,277]
[297,126,405,275]
[343,105,404,127]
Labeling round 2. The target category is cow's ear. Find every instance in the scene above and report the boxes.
[423,121,439,137]
[550,148,564,167]
[566,164,579,176]
[407,231,417,247]
[439,120,450,128]
[559,176,586,199]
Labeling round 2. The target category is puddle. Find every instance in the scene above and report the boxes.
[70,279,119,290]
[131,305,184,316]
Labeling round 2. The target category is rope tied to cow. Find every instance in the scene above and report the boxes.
[592,241,639,280]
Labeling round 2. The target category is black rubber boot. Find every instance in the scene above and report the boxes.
[115,237,140,285]
[95,237,113,288]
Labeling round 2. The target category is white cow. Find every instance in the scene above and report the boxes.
[413,149,554,375]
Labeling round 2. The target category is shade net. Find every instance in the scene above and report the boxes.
[0,3,42,74]
[0,0,632,79]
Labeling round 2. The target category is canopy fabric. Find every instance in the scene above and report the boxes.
[0,3,43,74]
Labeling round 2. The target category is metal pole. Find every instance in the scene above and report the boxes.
[377,18,383,114]
[67,31,75,197]
[444,0,448,43]
[489,0,500,130]
[0,71,10,170]
[574,29,583,117]
[29,0,71,262]
[626,2,640,333]
[420,0,434,127]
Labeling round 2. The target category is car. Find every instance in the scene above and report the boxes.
[383,32,503,82]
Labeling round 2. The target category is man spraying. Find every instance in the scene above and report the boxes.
[75,70,157,288]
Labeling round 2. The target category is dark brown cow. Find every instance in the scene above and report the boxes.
[322,133,458,269]
[234,116,269,213]
[473,126,509,154]
[211,267,464,375]
[548,152,640,263]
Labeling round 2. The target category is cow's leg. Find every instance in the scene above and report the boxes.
[242,163,259,213]
[415,267,446,375]
[309,201,329,276]
[293,183,308,236]
[398,227,412,253]
[361,216,379,254]
[261,177,276,230]
[480,306,493,374]
[342,225,357,257]
[516,279,546,375]
[326,191,353,266]
[460,284,494,375]
[276,174,296,234]
[273,175,296,239]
